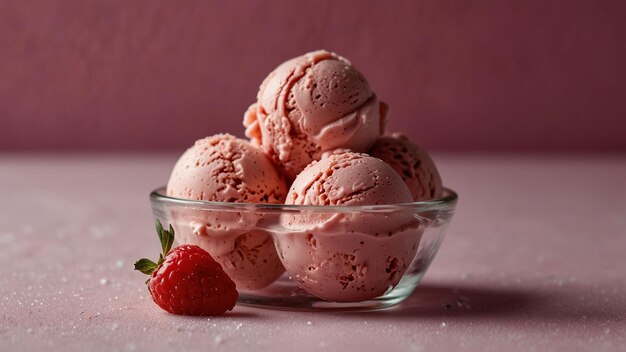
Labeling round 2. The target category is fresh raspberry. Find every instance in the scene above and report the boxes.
[135,220,238,316]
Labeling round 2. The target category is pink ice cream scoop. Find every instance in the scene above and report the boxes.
[369,133,443,201]
[278,152,422,302]
[244,50,387,180]
[167,134,287,290]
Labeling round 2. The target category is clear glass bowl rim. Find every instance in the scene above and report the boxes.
[150,186,458,213]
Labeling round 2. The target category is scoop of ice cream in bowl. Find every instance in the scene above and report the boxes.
[165,134,288,290]
[243,50,387,181]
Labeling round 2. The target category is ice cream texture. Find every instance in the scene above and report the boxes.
[244,50,387,180]
[160,50,447,303]
[278,152,421,302]
[369,133,443,201]
[166,134,287,290]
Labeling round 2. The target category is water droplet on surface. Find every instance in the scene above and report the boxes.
[90,225,109,239]
[0,233,15,243]
[214,335,223,345]
[100,278,108,285]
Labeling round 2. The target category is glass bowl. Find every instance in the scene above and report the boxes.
[150,186,457,311]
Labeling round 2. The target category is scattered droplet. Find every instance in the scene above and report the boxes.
[214,335,223,345]
[100,278,108,285]
[90,225,109,239]
[0,233,15,244]
[307,321,313,326]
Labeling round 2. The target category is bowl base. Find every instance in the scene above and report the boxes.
[237,275,418,311]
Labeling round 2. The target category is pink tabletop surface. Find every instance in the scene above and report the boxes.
[1,153,625,351]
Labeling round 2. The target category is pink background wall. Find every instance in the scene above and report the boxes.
[1,0,624,152]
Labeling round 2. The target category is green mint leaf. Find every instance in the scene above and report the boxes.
[134,258,158,275]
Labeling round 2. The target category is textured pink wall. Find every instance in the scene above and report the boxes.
[1,0,625,151]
